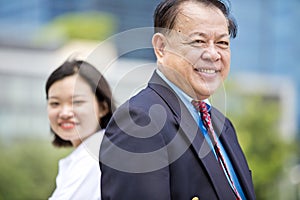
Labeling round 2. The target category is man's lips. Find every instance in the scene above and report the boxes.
[194,68,221,74]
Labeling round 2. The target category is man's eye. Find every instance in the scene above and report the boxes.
[194,39,205,44]
[217,41,229,47]
[188,39,205,47]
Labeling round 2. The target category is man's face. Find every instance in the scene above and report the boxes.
[156,2,231,100]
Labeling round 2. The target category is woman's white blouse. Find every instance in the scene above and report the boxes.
[49,130,104,200]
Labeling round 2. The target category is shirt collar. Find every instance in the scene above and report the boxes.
[156,69,211,111]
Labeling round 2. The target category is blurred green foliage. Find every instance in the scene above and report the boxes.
[228,95,297,200]
[0,138,71,200]
[34,11,117,46]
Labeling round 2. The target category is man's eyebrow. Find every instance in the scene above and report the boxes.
[189,32,230,38]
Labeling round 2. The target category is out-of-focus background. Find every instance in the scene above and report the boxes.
[0,0,299,199]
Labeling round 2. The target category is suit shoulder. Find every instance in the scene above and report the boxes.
[120,86,165,110]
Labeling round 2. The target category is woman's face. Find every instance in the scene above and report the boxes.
[47,74,104,147]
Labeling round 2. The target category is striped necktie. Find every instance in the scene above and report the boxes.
[191,100,242,200]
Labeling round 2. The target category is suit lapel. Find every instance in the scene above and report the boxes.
[148,72,236,199]
[211,108,255,200]
[176,103,236,199]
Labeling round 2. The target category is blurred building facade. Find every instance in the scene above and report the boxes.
[0,0,299,139]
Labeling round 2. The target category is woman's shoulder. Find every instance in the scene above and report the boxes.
[77,129,105,161]
[61,130,104,166]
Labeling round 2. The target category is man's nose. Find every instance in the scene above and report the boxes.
[201,45,221,62]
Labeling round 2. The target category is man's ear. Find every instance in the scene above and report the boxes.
[152,33,166,59]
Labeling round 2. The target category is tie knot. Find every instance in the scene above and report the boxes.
[191,100,208,114]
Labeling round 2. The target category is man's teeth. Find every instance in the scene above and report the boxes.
[198,69,216,74]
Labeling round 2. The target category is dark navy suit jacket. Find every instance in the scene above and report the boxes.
[100,72,256,200]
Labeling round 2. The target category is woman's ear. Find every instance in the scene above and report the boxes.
[152,33,166,60]
[98,101,109,119]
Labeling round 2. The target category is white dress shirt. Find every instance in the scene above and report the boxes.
[49,130,104,200]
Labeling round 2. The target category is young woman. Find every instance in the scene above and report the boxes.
[46,59,115,199]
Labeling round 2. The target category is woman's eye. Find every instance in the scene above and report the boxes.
[49,102,59,107]
[73,100,85,105]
